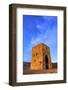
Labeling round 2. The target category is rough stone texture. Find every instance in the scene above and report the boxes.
[30,43,52,70]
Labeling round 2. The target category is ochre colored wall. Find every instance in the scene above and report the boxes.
[30,43,52,70]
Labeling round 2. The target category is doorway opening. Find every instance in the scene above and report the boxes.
[45,55,48,69]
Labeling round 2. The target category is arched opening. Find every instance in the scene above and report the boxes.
[45,55,48,69]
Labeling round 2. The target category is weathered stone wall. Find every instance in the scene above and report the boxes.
[30,43,52,70]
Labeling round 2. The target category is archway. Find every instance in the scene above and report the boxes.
[45,55,48,69]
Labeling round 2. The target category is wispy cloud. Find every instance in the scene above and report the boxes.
[36,24,42,29]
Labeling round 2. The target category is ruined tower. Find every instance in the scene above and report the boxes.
[30,43,52,70]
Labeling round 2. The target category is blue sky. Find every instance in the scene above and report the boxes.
[23,15,57,63]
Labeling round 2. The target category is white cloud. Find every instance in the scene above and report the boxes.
[36,24,42,29]
[31,37,42,46]
[31,31,47,47]
[30,26,56,48]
